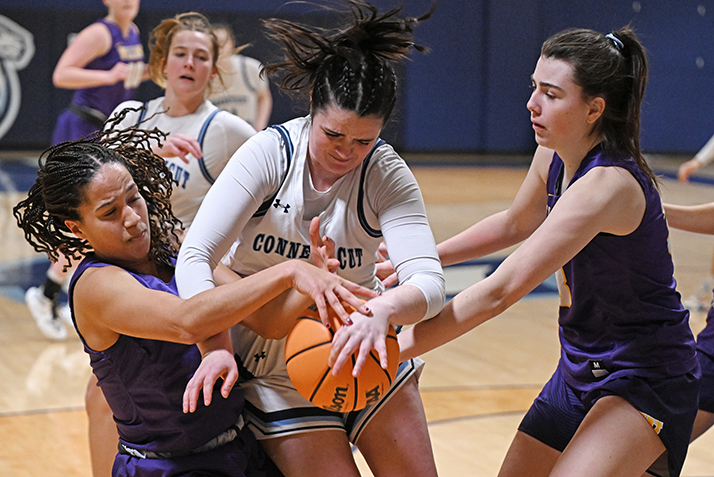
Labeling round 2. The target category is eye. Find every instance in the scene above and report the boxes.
[357,139,371,146]
[325,130,339,138]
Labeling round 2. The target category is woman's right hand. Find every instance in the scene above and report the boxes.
[286,260,376,328]
[154,134,202,164]
[678,158,702,182]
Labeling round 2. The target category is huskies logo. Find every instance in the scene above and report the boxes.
[0,15,34,140]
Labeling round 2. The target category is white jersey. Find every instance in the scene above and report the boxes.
[176,116,444,377]
[108,97,256,227]
[208,55,269,127]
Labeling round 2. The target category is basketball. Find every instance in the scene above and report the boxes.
[284,302,400,412]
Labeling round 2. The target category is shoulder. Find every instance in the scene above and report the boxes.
[203,102,256,140]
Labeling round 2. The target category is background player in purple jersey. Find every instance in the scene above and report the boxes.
[13,127,373,477]
[386,27,700,477]
[647,200,714,472]
[26,0,148,342]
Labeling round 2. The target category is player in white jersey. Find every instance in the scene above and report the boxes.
[89,13,256,477]
[176,2,444,476]
[109,96,254,228]
[209,23,273,131]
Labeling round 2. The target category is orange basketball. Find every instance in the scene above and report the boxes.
[284,302,400,412]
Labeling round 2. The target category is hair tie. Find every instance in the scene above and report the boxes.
[606,33,624,52]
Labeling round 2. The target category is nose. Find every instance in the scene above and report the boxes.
[526,92,539,116]
[123,205,141,229]
[334,139,354,158]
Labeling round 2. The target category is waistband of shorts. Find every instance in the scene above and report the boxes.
[117,415,244,460]
[69,103,107,128]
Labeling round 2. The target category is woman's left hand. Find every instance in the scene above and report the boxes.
[328,304,390,376]
[183,349,238,413]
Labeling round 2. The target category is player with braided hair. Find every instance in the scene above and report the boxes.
[14,128,373,477]
[176,2,444,476]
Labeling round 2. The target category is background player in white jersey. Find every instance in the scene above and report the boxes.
[209,23,273,131]
[89,12,256,476]
[176,2,445,476]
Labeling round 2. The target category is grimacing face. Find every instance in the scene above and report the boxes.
[307,104,384,188]
[64,163,151,269]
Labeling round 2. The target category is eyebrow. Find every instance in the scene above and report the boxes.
[94,183,137,212]
[322,126,376,143]
[531,75,564,92]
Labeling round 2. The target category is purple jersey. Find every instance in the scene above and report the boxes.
[68,254,244,455]
[546,146,698,392]
[52,19,143,144]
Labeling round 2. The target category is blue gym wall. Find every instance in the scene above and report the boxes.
[1,0,712,155]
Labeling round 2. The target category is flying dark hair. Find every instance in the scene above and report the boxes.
[262,0,433,122]
[14,116,181,271]
[541,25,655,184]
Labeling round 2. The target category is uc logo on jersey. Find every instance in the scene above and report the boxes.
[0,15,34,141]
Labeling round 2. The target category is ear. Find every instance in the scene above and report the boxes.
[586,96,606,124]
[65,219,86,240]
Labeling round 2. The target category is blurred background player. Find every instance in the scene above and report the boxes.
[25,0,147,341]
[676,133,714,313]
[208,22,273,131]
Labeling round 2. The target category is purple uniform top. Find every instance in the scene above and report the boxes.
[68,253,244,454]
[72,19,143,116]
[546,145,698,392]
[52,19,143,144]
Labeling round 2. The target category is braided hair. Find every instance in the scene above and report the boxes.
[262,0,433,122]
[14,118,181,271]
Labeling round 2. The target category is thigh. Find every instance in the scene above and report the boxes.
[691,409,714,441]
[497,431,561,477]
[356,375,437,477]
[260,430,359,477]
[552,395,665,477]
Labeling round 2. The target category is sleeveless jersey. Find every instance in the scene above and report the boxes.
[52,19,143,144]
[72,19,143,117]
[109,98,255,228]
[68,253,243,454]
[547,146,698,391]
[209,55,268,127]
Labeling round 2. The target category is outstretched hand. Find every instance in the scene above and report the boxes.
[309,217,340,273]
[183,349,238,413]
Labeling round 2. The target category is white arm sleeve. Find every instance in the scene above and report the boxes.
[369,157,445,320]
[176,129,284,298]
[695,132,714,165]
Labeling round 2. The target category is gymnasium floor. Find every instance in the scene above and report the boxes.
[1,151,713,476]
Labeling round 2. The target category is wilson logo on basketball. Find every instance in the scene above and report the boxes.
[326,386,349,412]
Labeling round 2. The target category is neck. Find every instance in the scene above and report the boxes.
[162,90,204,117]
[105,14,133,37]
[557,136,602,184]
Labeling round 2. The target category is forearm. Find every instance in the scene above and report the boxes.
[240,288,312,339]
[53,67,117,90]
[367,284,428,327]
[254,92,273,131]
[437,210,527,266]
[664,202,714,234]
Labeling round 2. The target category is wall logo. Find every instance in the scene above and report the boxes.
[0,15,34,141]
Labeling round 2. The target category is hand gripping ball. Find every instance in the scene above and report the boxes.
[284,302,399,412]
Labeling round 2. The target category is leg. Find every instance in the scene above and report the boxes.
[690,409,714,441]
[260,430,361,477]
[551,395,665,477]
[497,430,561,477]
[86,375,118,477]
[356,375,438,477]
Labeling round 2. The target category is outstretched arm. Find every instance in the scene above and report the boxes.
[399,163,647,360]
[664,202,714,235]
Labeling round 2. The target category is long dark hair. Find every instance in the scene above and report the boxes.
[541,26,655,184]
[14,122,181,270]
[262,0,433,122]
